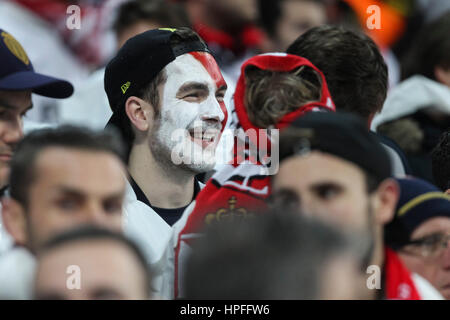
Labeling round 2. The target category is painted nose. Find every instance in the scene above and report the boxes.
[201,96,225,124]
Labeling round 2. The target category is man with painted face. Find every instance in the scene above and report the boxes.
[104,27,227,299]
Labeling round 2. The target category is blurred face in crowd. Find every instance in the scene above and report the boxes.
[34,239,148,300]
[273,152,372,233]
[398,217,450,299]
[275,0,327,50]
[209,0,258,24]
[2,147,126,252]
[0,90,31,188]
[130,52,227,173]
[273,151,398,266]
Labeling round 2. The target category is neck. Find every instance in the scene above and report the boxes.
[365,229,385,300]
[371,231,385,270]
[128,143,195,209]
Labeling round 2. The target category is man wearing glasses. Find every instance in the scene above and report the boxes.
[386,177,450,299]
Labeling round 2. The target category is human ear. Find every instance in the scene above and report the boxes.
[125,96,155,132]
[373,178,400,225]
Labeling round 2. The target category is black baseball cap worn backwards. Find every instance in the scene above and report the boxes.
[279,112,391,185]
[0,29,73,98]
[104,28,211,132]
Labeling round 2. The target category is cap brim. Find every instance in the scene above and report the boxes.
[0,71,73,98]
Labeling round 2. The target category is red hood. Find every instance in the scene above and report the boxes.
[231,53,335,159]
[234,53,335,133]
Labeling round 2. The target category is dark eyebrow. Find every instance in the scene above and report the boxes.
[176,82,209,96]
[309,182,344,191]
[103,190,125,202]
[55,186,85,198]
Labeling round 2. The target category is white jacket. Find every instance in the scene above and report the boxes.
[122,179,204,299]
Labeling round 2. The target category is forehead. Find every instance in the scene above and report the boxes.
[0,90,31,108]
[412,216,450,238]
[37,240,142,288]
[275,152,366,189]
[164,53,223,89]
[33,147,125,191]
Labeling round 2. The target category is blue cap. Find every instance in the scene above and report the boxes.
[0,29,73,98]
[385,177,450,249]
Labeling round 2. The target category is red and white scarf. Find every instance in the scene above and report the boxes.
[384,247,421,300]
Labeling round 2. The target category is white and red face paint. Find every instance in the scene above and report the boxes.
[151,52,228,172]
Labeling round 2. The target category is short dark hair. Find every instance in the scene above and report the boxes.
[401,11,450,81]
[183,209,361,299]
[37,225,151,297]
[287,25,388,121]
[9,125,125,207]
[113,0,190,36]
[431,130,450,191]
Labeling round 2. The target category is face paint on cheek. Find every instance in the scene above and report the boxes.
[189,52,228,130]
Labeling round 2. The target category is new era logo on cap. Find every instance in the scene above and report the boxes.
[121,81,131,94]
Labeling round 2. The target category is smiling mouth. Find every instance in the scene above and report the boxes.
[188,129,217,148]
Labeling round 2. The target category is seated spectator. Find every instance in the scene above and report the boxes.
[287,25,410,176]
[172,52,335,298]
[104,27,228,298]
[0,126,127,299]
[34,226,151,300]
[385,177,450,299]
[272,111,442,299]
[184,208,367,299]
[431,130,450,193]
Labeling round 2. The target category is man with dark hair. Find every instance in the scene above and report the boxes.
[287,25,387,123]
[184,208,367,299]
[286,25,409,176]
[258,0,327,52]
[0,126,127,299]
[104,27,227,298]
[34,226,151,300]
[272,111,441,299]
[432,130,450,193]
